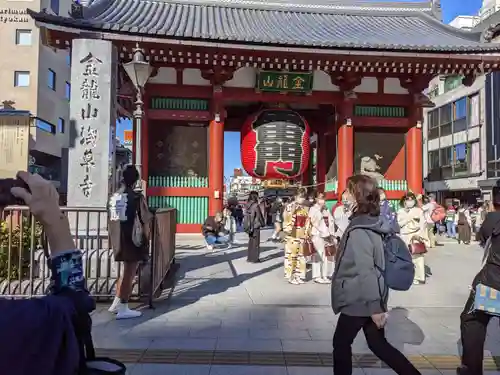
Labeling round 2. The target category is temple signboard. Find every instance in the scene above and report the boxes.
[256,71,313,93]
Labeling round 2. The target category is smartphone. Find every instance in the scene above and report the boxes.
[0,178,30,207]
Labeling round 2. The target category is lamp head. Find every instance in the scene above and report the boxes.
[123,47,153,90]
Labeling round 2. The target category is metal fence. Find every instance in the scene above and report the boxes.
[0,206,177,306]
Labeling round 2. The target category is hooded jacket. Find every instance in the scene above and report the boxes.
[476,212,500,290]
[331,214,391,317]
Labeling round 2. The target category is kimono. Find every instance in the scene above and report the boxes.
[283,201,309,280]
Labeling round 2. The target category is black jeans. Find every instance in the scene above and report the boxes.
[333,313,421,375]
[247,230,260,263]
[460,291,491,375]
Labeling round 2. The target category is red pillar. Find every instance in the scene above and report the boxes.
[300,148,311,187]
[316,131,327,193]
[406,108,423,194]
[336,102,354,196]
[208,119,224,216]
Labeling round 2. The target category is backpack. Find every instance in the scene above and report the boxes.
[378,234,415,291]
[430,205,446,222]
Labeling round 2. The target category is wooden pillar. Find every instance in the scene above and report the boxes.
[336,101,354,195]
[208,119,224,216]
[316,130,327,193]
[407,106,423,194]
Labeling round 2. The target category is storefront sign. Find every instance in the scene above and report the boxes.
[0,9,29,23]
[0,114,30,178]
[256,71,313,93]
[123,129,133,145]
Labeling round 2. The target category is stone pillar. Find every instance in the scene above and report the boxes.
[67,39,117,233]
[208,119,224,216]
[407,107,423,194]
[336,101,354,196]
[141,91,149,192]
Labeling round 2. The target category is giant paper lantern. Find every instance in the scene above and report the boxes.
[241,109,310,179]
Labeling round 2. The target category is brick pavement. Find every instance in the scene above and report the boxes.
[91,230,500,374]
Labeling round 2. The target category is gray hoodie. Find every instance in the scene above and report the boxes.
[331,214,391,317]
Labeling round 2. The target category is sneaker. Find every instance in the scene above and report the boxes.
[207,245,214,251]
[288,278,300,285]
[108,297,121,314]
[116,305,143,320]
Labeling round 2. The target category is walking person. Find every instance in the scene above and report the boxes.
[421,194,442,248]
[457,204,472,245]
[378,188,399,232]
[243,191,265,263]
[445,204,457,238]
[222,207,237,245]
[269,197,284,242]
[331,175,421,375]
[333,190,352,239]
[283,188,309,284]
[397,193,427,285]
[108,165,153,319]
[307,192,335,284]
[458,188,500,375]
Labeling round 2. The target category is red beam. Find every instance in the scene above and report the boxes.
[147,84,213,98]
[325,190,407,201]
[147,187,210,197]
[177,224,202,233]
[148,110,211,121]
[353,117,410,128]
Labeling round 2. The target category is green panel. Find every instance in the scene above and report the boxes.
[148,176,208,188]
[150,97,209,111]
[148,196,208,224]
[388,199,400,211]
[378,180,408,191]
[325,180,337,192]
[444,75,464,93]
[256,71,313,93]
[354,105,407,118]
[325,200,337,211]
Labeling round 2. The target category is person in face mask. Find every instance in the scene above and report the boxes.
[378,188,399,233]
[283,188,309,284]
[396,193,427,285]
[333,191,352,239]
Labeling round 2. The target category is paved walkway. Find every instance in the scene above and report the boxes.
[91,230,500,374]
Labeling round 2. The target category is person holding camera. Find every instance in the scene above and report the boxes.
[0,171,95,375]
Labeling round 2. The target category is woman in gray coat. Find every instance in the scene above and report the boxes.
[331,175,420,375]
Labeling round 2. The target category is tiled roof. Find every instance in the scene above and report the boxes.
[28,0,500,52]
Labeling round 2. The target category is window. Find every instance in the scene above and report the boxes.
[15,29,31,46]
[453,97,467,132]
[36,119,56,134]
[427,141,480,181]
[444,75,463,93]
[469,94,480,127]
[427,109,440,140]
[58,118,65,133]
[439,103,452,125]
[47,69,56,90]
[14,71,30,87]
[50,0,59,15]
[65,82,71,100]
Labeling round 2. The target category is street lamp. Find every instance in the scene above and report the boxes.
[123,46,153,188]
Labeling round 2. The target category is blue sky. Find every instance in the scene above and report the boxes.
[117,0,482,178]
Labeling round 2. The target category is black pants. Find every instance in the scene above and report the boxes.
[460,291,491,375]
[247,230,260,263]
[333,313,421,375]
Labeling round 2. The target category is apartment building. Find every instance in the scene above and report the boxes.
[423,3,500,204]
[0,0,72,190]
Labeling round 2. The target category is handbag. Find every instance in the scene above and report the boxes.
[302,239,315,256]
[324,236,337,257]
[473,283,500,316]
[409,236,427,255]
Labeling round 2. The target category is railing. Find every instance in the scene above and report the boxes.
[0,206,177,306]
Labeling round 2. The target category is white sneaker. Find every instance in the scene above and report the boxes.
[108,297,121,314]
[116,304,142,320]
[207,245,214,251]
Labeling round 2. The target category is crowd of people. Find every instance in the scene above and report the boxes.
[2,167,499,375]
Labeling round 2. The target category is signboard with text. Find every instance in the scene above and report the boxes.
[123,129,133,145]
[0,113,30,178]
[256,71,313,93]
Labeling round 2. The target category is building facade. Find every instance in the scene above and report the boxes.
[0,0,71,189]
[30,0,500,232]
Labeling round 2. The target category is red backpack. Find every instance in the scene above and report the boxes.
[431,205,446,222]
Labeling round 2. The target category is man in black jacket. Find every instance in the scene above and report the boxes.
[202,212,229,251]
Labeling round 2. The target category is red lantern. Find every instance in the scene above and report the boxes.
[241,109,310,179]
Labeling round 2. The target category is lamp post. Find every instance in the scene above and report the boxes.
[122,46,153,188]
